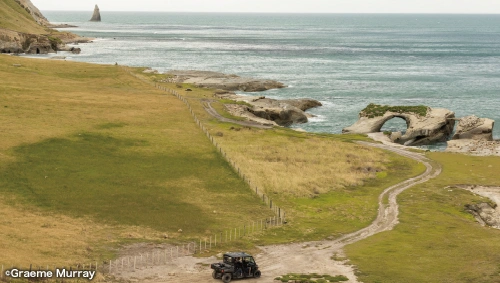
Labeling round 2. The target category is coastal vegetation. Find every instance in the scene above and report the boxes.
[0,0,48,34]
[2,53,500,282]
[361,103,428,118]
[0,56,274,265]
[0,55,423,266]
[346,153,500,283]
[2,2,500,281]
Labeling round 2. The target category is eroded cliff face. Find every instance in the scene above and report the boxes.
[16,0,50,26]
[342,104,456,146]
[0,0,89,54]
[0,29,56,54]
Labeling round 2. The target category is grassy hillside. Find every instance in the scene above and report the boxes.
[0,55,273,265]
[147,74,427,244]
[0,0,48,34]
[346,153,500,283]
[0,54,423,266]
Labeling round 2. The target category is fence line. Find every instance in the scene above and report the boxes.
[0,69,291,280]
[93,68,288,275]
[124,68,286,222]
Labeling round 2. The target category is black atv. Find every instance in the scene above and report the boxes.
[211,252,261,282]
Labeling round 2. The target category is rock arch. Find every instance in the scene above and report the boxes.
[343,104,456,146]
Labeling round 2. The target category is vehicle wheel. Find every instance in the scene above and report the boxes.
[253,270,261,278]
[222,273,232,283]
[212,270,217,279]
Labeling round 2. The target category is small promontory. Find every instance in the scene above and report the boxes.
[163,70,286,92]
[0,0,90,54]
[214,91,322,127]
[342,103,456,146]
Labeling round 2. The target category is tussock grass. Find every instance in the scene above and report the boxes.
[346,153,500,283]
[213,128,388,198]
[0,0,48,34]
[0,55,272,265]
[151,83,426,242]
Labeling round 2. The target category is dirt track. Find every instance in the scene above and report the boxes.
[113,141,441,283]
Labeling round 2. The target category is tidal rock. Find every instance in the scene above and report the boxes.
[248,99,309,126]
[163,70,285,92]
[281,99,323,111]
[342,104,456,146]
[452,115,494,141]
[90,4,101,22]
[215,92,321,126]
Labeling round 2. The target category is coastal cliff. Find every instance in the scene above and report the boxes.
[0,0,89,54]
[16,0,50,26]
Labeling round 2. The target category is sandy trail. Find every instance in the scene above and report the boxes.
[112,141,441,283]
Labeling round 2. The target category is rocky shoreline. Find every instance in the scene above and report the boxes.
[163,70,286,92]
[147,69,321,126]
[214,90,322,127]
[343,103,498,156]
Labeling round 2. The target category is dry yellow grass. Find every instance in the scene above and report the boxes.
[0,196,166,266]
[214,131,387,197]
[162,87,389,198]
[0,0,48,34]
[0,55,272,265]
[146,83,389,198]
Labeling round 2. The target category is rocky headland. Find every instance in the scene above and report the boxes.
[213,90,322,126]
[342,104,456,146]
[344,104,498,155]
[0,0,91,55]
[163,70,286,92]
[158,70,318,126]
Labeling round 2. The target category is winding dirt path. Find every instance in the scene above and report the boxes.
[115,142,441,283]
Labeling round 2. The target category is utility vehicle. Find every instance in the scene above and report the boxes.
[210,252,261,282]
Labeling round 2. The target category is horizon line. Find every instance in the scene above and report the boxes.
[41,10,500,15]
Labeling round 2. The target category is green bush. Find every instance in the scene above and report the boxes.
[361,103,428,118]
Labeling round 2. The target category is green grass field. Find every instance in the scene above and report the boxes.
[0,55,272,264]
[3,53,498,283]
[346,153,500,283]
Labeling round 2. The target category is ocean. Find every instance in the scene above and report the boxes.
[42,12,500,140]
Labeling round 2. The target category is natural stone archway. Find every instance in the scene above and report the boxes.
[380,116,409,133]
[342,104,456,146]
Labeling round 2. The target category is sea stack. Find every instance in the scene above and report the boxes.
[90,4,101,22]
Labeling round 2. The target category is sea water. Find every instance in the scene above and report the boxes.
[42,12,500,139]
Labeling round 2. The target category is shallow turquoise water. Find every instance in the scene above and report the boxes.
[43,12,500,139]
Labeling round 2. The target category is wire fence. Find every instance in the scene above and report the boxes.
[124,68,286,223]
[50,68,288,276]
[0,68,290,280]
